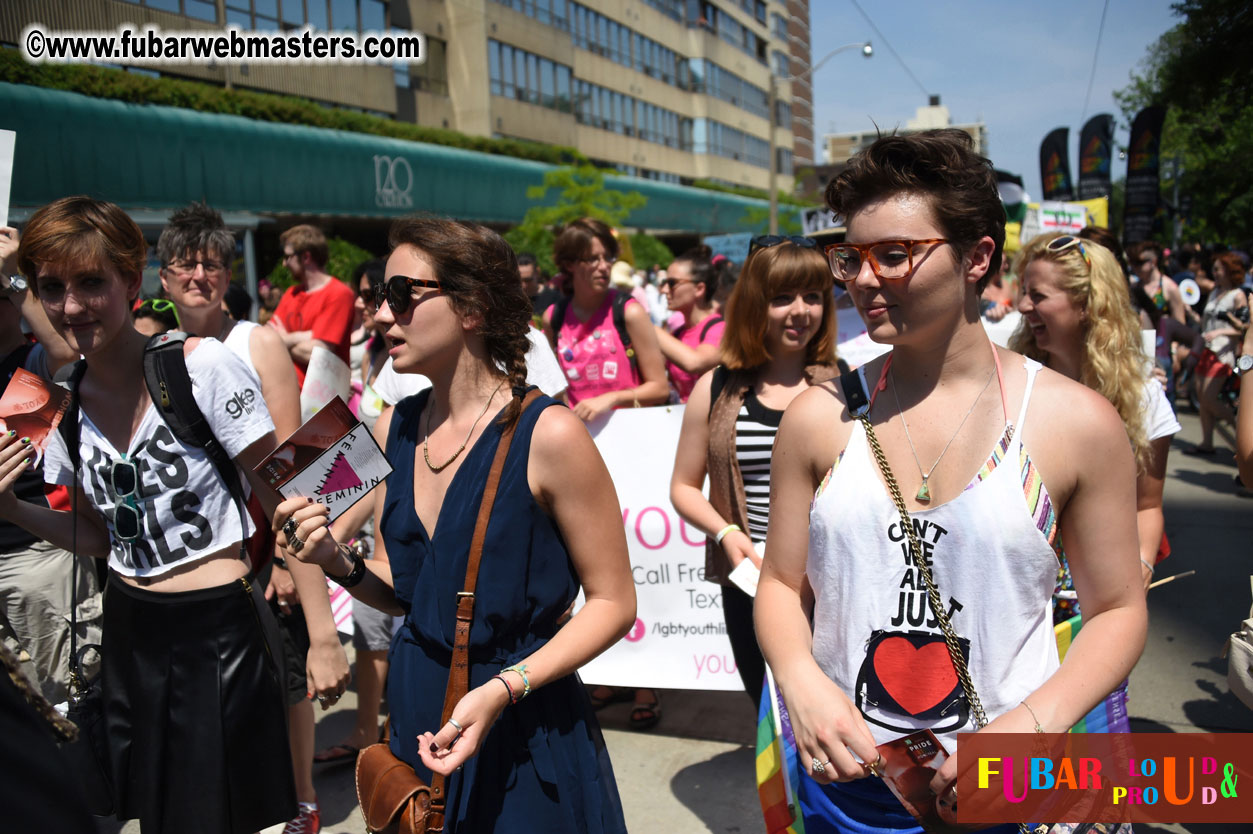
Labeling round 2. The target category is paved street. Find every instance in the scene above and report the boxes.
[97,411,1251,834]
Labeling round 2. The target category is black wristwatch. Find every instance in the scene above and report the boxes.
[1237,354,1253,376]
[325,542,367,588]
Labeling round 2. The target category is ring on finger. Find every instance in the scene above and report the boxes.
[863,754,884,778]
[448,718,464,733]
[811,757,828,775]
[282,518,298,539]
[289,535,305,554]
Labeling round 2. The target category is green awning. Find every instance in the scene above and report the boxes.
[0,82,772,234]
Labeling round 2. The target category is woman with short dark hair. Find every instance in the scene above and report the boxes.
[756,131,1147,831]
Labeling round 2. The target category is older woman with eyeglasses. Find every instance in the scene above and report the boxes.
[756,131,1146,833]
[0,196,297,833]
[542,217,668,422]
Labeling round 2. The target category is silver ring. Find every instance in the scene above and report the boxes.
[282,518,298,539]
[289,536,305,554]
[811,757,828,775]
[448,718,464,733]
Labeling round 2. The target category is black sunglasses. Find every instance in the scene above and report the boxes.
[748,235,817,255]
[363,274,441,315]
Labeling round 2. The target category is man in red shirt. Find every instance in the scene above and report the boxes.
[269,225,356,387]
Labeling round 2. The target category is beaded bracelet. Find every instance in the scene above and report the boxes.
[502,664,531,700]
[715,524,741,545]
[492,674,516,705]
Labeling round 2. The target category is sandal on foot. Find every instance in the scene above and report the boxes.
[588,685,631,710]
[312,743,360,764]
[629,700,662,731]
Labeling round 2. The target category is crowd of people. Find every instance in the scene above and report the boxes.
[0,127,1245,834]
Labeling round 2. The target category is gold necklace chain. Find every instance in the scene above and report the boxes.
[890,366,995,503]
[422,381,505,473]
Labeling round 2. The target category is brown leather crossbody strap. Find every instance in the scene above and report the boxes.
[431,388,541,810]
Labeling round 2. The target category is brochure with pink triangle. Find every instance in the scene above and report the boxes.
[253,396,392,524]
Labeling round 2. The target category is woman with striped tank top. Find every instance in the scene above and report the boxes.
[669,237,839,709]
[755,130,1147,833]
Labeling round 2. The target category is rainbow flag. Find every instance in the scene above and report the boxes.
[1054,614,1130,733]
[755,666,805,834]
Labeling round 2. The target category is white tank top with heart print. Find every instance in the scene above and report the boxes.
[807,357,1061,753]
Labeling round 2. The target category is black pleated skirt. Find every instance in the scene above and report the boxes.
[102,575,296,834]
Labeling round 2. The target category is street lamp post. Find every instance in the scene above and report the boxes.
[768,41,873,235]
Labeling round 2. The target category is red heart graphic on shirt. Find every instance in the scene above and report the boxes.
[871,637,959,716]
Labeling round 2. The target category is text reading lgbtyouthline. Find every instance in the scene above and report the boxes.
[957,733,1251,824]
[21,24,424,65]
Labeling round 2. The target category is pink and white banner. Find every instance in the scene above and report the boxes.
[577,405,742,691]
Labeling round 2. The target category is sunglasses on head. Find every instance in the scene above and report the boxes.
[1046,235,1092,271]
[361,274,441,315]
[748,235,817,255]
[110,458,142,543]
[140,298,181,327]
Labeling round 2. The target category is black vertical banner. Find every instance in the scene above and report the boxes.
[1123,105,1166,244]
[1077,114,1114,200]
[1039,127,1075,201]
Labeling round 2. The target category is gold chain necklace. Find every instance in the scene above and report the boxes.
[422,381,505,473]
[890,366,995,503]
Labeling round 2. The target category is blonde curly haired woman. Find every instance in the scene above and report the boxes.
[1011,232,1179,597]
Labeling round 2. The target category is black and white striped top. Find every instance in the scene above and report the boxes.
[736,389,784,543]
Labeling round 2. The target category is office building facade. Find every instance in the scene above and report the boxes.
[2,0,809,193]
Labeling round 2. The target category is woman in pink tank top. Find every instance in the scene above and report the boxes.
[655,246,726,402]
[754,131,1148,833]
[542,218,668,422]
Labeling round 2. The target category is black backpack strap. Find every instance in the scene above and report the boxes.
[839,367,870,418]
[611,291,637,370]
[549,295,571,349]
[707,365,729,419]
[142,333,249,561]
[699,314,724,341]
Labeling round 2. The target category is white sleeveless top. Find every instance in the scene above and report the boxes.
[224,320,260,381]
[807,358,1061,753]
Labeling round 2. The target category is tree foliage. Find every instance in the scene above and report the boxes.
[1114,0,1253,244]
[503,164,647,275]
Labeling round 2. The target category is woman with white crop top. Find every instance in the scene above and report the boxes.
[0,197,297,834]
[755,131,1147,833]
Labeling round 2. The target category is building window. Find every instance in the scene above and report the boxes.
[413,36,449,94]
[488,40,572,113]
[123,0,218,22]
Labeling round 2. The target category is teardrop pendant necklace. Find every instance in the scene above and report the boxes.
[423,380,505,473]
[890,367,995,503]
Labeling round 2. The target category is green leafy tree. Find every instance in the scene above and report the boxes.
[628,233,674,271]
[740,206,802,236]
[1114,0,1253,244]
[504,164,647,275]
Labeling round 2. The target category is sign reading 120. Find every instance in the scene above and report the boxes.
[373,155,413,209]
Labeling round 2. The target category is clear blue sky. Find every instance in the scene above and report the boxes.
[807,0,1180,200]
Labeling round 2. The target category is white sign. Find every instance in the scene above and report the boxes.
[578,405,742,691]
[0,130,14,227]
[801,206,840,236]
[277,422,392,524]
[300,345,351,423]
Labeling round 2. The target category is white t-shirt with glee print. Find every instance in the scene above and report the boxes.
[43,339,274,579]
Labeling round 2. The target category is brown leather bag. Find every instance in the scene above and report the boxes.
[355,390,538,834]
